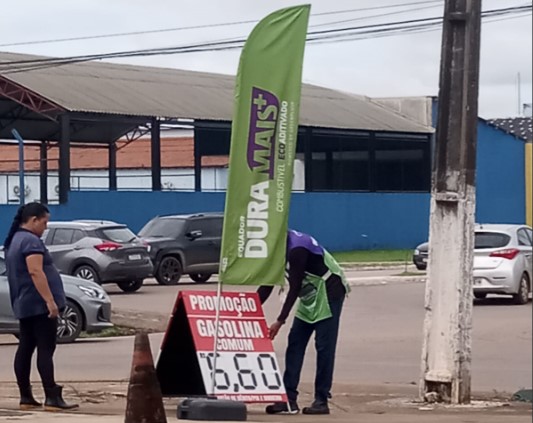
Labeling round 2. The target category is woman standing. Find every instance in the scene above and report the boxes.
[3,202,78,411]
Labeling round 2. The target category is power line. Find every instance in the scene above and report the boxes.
[0,0,444,48]
[308,11,532,45]
[308,5,531,42]
[311,3,442,28]
[0,4,530,74]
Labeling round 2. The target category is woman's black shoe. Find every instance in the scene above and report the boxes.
[19,385,41,410]
[44,385,79,411]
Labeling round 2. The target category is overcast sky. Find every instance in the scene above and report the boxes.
[2,0,531,118]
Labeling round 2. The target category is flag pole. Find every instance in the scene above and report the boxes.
[210,279,223,396]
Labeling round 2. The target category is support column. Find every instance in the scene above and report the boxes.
[194,130,202,192]
[303,127,313,192]
[420,0,481,405]
[368,132,376,192]
[151,118,161,191]
[40,141,48,203]
[109,142,117,191]
[59,114,70,204]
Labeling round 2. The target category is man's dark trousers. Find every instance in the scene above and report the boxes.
[283,298,344,404]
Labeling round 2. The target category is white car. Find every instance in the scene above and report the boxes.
[473,224,532,304]
[413,224,532,304]
[0,252,113,342]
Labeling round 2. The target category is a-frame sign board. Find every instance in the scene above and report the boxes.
[156,290,287,403]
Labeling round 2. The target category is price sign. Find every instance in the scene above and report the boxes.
[156,290,287,403]
[197,352,284,400]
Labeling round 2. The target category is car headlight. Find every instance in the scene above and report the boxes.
[414,249,420,255]
[78,285,106,300]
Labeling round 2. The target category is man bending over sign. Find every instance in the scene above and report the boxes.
[257,229,350,415]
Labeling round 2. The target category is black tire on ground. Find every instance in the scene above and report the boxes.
[117,279,144,293]
[474,292,487,299]
[512,273,530,305]
[57,300,84,344]
[415,264,427,271]
[73,264,100,284]
[189,273,212,283]
[156,256,183,285]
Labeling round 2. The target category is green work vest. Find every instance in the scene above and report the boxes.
[295,251,350,324]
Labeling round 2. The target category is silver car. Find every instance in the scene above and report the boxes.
[413,224,533,304]
[473,224,532,304]
[0,252,113,343]
[44,220,153,293]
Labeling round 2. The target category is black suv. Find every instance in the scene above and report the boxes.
[139,213,223,285]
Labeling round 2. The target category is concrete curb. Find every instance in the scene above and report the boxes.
[340,262,418,271]
[347,276,426,287]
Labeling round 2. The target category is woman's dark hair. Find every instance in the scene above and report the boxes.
[3,202,49,249]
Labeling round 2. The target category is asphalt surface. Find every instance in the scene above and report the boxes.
[0,274,530,394]
[0,270,531,422]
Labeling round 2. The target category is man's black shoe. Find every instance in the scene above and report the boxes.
[302,402,330,415]
[265,401,300,414]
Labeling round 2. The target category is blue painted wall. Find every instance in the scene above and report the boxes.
[0,119,525,251]
[432,98,526,225]
[475,121,525,224]
[0,191,431,251]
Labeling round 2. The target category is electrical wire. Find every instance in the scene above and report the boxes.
[0,0,445,48]
[0,4,530,75]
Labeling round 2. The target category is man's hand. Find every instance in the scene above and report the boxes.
[46,300,59,319]
[268,321,284,340]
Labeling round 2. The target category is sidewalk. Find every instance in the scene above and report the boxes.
[0,382,530,422]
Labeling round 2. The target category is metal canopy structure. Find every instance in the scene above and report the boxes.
[0,51,432,204]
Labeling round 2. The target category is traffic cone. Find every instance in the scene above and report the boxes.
[125,332,167,423]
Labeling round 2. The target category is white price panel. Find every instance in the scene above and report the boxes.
[197,351,286,402]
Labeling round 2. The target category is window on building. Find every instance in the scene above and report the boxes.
[196,124,432,193]
[309,134,370,191]
[374,136,430,192]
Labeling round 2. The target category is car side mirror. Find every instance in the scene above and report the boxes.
[186,230,203,240]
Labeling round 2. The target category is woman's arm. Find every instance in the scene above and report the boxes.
[25,254,58,318]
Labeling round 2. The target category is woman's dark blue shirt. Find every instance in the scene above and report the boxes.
[5,229,65,319]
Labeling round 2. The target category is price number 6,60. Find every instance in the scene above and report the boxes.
[200,352,283,392]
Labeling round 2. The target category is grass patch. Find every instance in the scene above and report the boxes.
[332,249,412,263]
[80,325,151,339]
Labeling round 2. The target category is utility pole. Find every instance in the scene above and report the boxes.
[420,0,482,404]
[518,72,522,116]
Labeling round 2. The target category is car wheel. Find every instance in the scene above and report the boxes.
[73,265,100,284]
[57,300,83,343]
[117,279,144,293]
[189,273,212,283]
[156,256,183,285]
[512,273,530,305]
[415,264,427,271]
[473,292,487,300]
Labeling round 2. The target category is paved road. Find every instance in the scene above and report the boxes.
[0,280,530,394]
[103,266,421,314]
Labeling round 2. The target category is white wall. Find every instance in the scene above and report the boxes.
[0,167,227,204]
[0,159,305,204]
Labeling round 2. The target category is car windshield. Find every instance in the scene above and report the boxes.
[138,218,185,238]
[474,232,511,249]
[100,227,137,243]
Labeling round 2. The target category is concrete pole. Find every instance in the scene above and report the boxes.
[420,0,482,404]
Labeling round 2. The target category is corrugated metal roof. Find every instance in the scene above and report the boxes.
[1,51,431,133]
[488,117,532,142]
[374,96,435,129]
